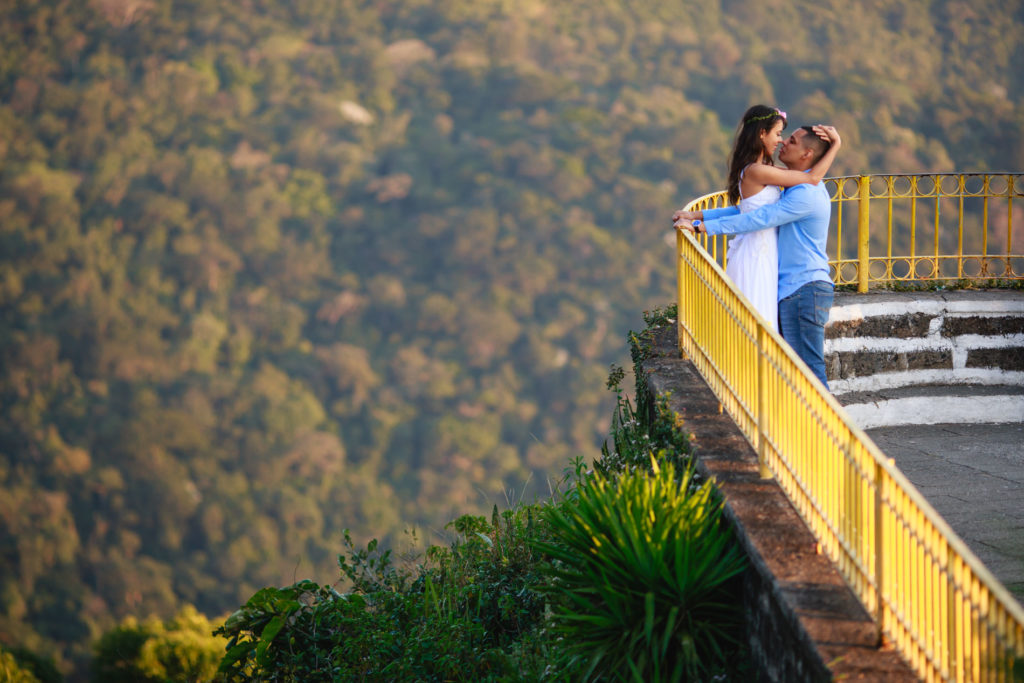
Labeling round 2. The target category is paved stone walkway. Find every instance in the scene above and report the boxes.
[865,423,1024,605]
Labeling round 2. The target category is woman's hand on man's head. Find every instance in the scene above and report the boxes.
[812,125,841,147]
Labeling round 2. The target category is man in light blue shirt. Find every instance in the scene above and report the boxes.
[676,126,837,387]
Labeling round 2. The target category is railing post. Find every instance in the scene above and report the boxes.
[677,227,686,359]
[858,175,870,293]
[757,325,771,479]
[874,457,884,645]
[1008,175,1015,277]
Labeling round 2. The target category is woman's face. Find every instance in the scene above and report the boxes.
[760,120,785,158]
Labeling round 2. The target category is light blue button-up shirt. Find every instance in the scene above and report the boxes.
[701,182,832,300]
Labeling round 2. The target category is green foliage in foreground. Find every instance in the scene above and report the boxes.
[0,647,60,683]
[537,461,746,682]
[598,304,691,480]
[0,649,40,683]
[90,607,226,683]
[213,454,748,682]
[214,508,560,682]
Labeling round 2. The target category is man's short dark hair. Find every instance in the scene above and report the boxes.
[800,126,831,164]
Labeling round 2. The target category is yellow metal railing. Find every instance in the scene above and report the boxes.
[691,172,1023,290]
[677,173,1024,682]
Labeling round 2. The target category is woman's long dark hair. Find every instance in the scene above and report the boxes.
[726,105,787,205]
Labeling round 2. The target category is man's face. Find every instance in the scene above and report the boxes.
[779,128,808,167]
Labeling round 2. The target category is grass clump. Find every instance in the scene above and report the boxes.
[536,460,746,682]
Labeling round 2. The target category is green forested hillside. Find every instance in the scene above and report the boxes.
[1,0,1022,674]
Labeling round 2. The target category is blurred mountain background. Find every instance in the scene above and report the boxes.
[1,0,1021,674]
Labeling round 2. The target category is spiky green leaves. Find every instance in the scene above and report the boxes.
[537,460,746,682]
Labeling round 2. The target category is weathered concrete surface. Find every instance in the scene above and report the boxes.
[827,291,1024,396]
[828,290,1024,425]
[864,423,1024,605]
[642,324,917,682]
[968,347,1024,371]
[831,289,1024,317]
[942,315,1024,337]
[838,383,1024,406]
[828,349,953,379]
[827,312,935,339]
[838,383,1024,428]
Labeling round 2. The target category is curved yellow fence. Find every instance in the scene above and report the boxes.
[677,173,1024,681]
[689,172,1023,290]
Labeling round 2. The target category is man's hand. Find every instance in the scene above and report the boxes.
[812,125,841,148]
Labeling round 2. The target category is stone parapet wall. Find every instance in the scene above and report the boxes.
[826,290,1024,395]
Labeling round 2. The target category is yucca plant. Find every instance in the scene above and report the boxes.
[536,459,746,682]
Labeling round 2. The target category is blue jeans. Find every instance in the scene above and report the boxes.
[778,281,833,388]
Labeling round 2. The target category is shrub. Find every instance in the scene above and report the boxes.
[596,382,691,480]
[0,649,41,683]
[598,304,692,480]
[0,647,60,683]
[91,606,225,683]
[215,580,366,681]
[215,507,555,681]
[536,460,746,682]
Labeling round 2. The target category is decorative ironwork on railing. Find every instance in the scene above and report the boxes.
[689,172,1023,290]
[677,172,1024,682]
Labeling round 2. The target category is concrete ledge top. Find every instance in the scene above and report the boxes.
[831,289,1024,322]
[837,382,1024,406]
[833,289,1024,307]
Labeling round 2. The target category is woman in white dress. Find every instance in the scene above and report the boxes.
[679,105,840,330]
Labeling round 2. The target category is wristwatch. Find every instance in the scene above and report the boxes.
[692,219,703,234]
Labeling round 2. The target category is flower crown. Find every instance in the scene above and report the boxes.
[744,109,787,125]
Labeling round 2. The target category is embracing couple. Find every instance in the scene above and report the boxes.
[673,105,842,389]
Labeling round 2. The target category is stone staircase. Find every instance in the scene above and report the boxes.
[826,290,1024,429]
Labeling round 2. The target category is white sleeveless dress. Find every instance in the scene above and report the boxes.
[725,176,781,330]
